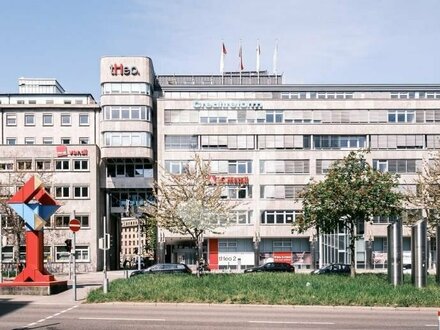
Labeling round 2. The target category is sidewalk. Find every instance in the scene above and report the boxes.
[0,270,126,304]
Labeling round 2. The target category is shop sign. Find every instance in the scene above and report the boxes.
[218,252,254,266]
[110,63,140,76]
[273,252,293,263]
[193,100,263,110]
[56,146,88,157]
[209,175,249,185]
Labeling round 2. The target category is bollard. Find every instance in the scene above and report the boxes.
[412,219,427,288]
[387,220,403,286]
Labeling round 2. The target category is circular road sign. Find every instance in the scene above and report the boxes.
[69,219,81,232]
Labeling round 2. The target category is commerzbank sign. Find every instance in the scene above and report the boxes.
[193,101,263,110]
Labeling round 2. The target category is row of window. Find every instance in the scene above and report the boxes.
[164,158,422,176]
[106,161,153,178]
[6,113,89,127]
[164,134,440,151]
[0,158,89,172]
[164,109,440,124]
[102,82,152,95]
[103,132,152,147]
[4,137,89,145]
[103,106,152,121]
[1,245,90,263]
[163,91,440,100]
[52,185,90,199]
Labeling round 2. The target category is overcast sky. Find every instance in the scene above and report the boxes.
[0,0,439,100]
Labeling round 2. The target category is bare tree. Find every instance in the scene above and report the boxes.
[142,154,239,275]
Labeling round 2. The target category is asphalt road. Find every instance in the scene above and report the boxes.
[0,301,438,330]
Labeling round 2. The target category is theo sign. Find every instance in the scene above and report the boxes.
[110,63,140,76]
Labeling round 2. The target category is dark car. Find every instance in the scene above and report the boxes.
[311,263,350,275]
[130,263,192,277]
[244,262,295,273]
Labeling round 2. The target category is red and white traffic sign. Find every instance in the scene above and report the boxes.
[69,219,81,232]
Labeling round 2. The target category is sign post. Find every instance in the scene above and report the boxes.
[69,218,80,301]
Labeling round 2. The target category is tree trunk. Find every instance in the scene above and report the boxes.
[349,222,356,277]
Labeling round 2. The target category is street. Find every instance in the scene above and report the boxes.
[0,301,438,330]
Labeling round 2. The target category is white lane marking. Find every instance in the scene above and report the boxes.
[425,325,438,327]
[249,320,335,325]
[79,317,166,322]
[22,304,79,329]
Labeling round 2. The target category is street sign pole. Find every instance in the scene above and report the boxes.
[72,231,77,301]
[103,216,108,294]
[69,216,81,301]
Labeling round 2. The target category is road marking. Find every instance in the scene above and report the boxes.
[21,305,79,329]
[79,317,166,322]
[249,320,335,325]
[425,325,438,327]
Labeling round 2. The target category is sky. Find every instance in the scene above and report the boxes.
[0,0,439,100]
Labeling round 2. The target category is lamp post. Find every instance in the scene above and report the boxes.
[0,214,3,283]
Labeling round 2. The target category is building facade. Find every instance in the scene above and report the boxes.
[1,58,440,272]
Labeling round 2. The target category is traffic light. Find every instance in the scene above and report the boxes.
[65,239,72,252]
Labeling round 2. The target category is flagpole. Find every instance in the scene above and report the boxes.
[256,39,260,84]
[239,39,243,85]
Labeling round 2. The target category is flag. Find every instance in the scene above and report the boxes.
[239,44,244,71]
[273,40,278,74]
[220,42,227,73]
[256,41,261,72]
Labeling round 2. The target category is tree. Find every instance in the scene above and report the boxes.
[142,155,237,275]
[296,151,403,277]
[406,152,440,283]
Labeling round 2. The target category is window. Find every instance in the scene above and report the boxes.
[24,114,35,126]
[42,137,53,144]
[54,215,70,227]
[77,215,90,227]
[102,82,152,95]
[55,245,70,261]
[221,185,252,199]
[265,111,283,123]
[260,160,310,174]
[104,106,151,121]
[35,159,51,171]
[17,160,32,170]
[6,114,16,126]
[61,114,71,126]
[165,135,198,150]
[373,159,421,174]
[74,246,90,262]
[24,137,35,144]
[227,160,252,174]
[6,138,16,145]
[313,135,366,149]
[387,110,415,123]
[74,186,89,198]
[73,159,88,171]
[55,159,69,170]
[260,185,305,199]
[316,160,337,174]
[0,161,13,171]
[43,114,53,126]
[55,186,70,198]
[107,160,153,177]
[61,138,71,144]
[104,132,151,147]
[261,210,302,224]
[79,137,89,144]
[79,113,89,126]
[229,211,252,224]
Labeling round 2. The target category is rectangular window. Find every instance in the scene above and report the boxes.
[43,114,53,126]
[54,215,70,227]
[55,246,70,262]
[61,114,71,126]
[79,137,89,144]
[35,159,51,171]
[61,138,71,144]
[42,137,53,144]
[55,159,69,171]
[77,215,90,228]
[6,138,16,145]
[0,161,14,171]
[261,210,301,224]
[24,114,35,126]
[6,114,16,126]
[73,159,89,171]
[79,114,89,126]
[74,186,89,198]
[17,160,32,171]
[24,137,35,145]
[55,186,70,198]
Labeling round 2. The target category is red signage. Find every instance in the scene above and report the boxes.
[110,64,140,76]
[56,146,88,157]
[273,252,292,263]
[69,219,81,232]
[209,175,249,185]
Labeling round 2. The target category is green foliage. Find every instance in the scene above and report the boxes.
[86,273,440,307]
[297,151,403,276]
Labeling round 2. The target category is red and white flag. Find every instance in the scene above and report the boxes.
[220,42,227,73]
[239,44,244,71]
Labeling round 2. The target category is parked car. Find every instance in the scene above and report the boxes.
[130,263,192,277]
[244,262,295,273]
[311,263,351,275]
